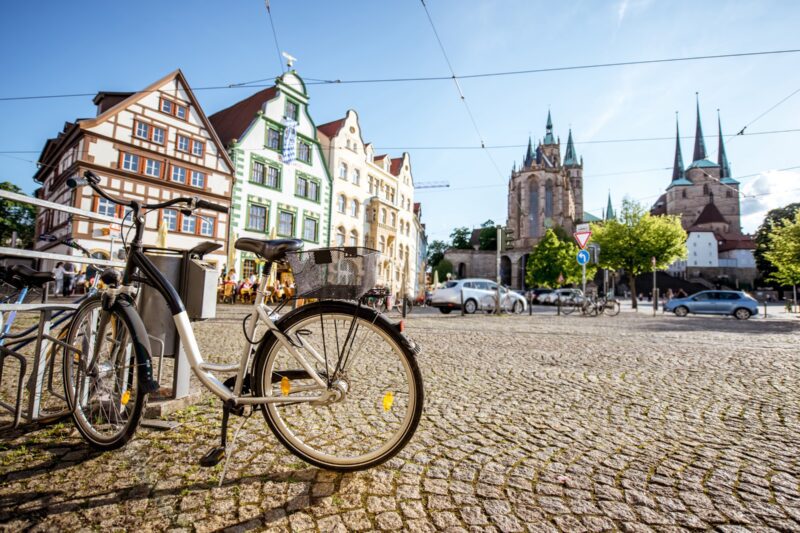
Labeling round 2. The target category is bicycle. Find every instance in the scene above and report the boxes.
[596,296,620,316]
[360,288,412,314]
[62,171,424,472]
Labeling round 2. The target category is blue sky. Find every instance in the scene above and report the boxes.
[2,1,800,240]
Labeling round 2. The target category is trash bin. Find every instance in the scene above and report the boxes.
[185,257,218,320]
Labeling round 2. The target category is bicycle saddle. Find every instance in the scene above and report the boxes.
[7,264,55,288]
[234,238,303,261]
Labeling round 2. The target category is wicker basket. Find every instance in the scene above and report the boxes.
[286,247,379,300]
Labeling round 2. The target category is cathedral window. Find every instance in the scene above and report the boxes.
[544,180,554,218]
[682,189,687,198]
[703,184,709,196]
[528,181,539,238]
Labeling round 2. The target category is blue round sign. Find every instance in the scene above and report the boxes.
[576,249,590,265]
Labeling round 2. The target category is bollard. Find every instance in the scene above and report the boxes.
[557,297,561,316]
[763,300,767,319]
[460,289,465,316]
[402,296,407,318]
[529,293,533,316]
[653,288,658,317]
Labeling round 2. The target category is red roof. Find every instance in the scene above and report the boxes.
[209,87,278,147]
[693,202,728,226]
[650,194,667,216]
[718,235,756,252]
[374,154,388,161]
[413,202,421,214]
[317,117,346,138]
[390,158,404,176]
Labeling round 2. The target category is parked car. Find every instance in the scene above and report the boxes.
[663,290,758,319]
[529,288,554,304]
[430,278,528,314]
[539,288,584,305]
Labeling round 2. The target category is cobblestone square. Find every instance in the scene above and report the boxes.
[2,309,799,531]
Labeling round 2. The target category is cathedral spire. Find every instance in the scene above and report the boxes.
[605,192,615,220]
[692,94,707,162]
[543,110,555,144]
[563,129,578,166]
[523,136,534,168]
[672,114,686,182]
[717,111,731,179]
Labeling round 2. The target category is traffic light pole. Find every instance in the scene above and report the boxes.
[496,225,501,314]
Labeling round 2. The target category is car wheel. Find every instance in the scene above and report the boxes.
[464,299,478,314]
[512,301,524,314]
[674,306,689,317]
[439,308,452,315]
[734,308,751,320]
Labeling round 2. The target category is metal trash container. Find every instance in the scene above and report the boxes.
[185,257,217,320]
[139,251,181,357]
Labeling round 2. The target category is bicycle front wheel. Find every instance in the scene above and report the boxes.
[605,300,621,316]
[253,301,423,471]
[63,297,146,450]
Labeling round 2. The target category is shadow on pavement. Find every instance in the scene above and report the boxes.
[637,315,800,335]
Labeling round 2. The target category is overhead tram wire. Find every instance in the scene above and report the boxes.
[264,1,285,75]
[4,48,800,103]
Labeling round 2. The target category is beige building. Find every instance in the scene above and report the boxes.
[317,110,418,297]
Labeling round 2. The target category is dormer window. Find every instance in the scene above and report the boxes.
[285,100,299,121]
[160,97,188,120]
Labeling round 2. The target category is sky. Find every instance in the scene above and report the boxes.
[2,0,800,242]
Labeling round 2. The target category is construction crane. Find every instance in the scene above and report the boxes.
[415,181,450,189]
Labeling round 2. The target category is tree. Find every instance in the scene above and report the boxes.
[450,227,472,249]
[764,211,800,308]
[478,219,497,251]
[426,240,449,269]
[525,229,596,288]
[433,259,453,281]
[0,182,37,248]
[755,202,800,282]
[590,199,687,309]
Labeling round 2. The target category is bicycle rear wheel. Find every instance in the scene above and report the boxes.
[605,300,621,316]
[253,301,423,471]
[561,299,577,315]
[63,297,146,450]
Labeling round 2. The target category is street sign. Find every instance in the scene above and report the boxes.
[576,223,590,233]
[577,249,590,265]
[574,231,592,249]
[557,273,565,284]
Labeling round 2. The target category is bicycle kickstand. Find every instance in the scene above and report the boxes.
[199,403,232,467]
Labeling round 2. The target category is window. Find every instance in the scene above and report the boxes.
[307,180,318,201]
[266,166,280,188]
[191,170,205,188]
[337,195,346,213]
[122,153,139,172]
[152,126,165,145]
[285,100,299,121]
[296,175,319,201]
[251,161,265,184]
[242,259,256,279]
[199,216,214,237]
[303,218,318,242]
[350,199,359,217]
[682,189,687,198]
[379,235,386,253]
[162,209,178,231]
[380,209,387,224]
[545,180,553,218]
[349,230,358,246]
[135,122,150,140]
[339,162,348,179]
[144,159,162,177]
[352,169,360,185]
[703,184,709,195]
[390,212,396,226]
[278,211,294,236]
[181,214,196,233]
[160,99,173,114]
[247,204,267,232]
[171,165,186,183]
[192,139,205,157]
[97,197,116,217]
[175,105,187,120]
[368,176,375,194]
[336,227,346,246]
[160,98,188,120]
[267,127,281,150]
[177,135,190,152]
[297,141,311,163]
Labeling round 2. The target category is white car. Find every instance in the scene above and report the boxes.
[538,288,584,305]
[431,278,528,314]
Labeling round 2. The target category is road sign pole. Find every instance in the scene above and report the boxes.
[496,225,501,314]
[582,263,586,295]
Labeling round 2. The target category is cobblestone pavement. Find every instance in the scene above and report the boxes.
[2,308,800,532]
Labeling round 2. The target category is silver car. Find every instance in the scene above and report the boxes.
[539,288,584,305]
[431,278,528,314]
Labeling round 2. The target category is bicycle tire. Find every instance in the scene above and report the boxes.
[63,296,147,450]
[252,300,424,472]
[605,300,621,317]
[561,300,577,315]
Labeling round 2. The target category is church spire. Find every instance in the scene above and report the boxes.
[563,129,578,166]
[605,192,615,220]
[717,111,731,179]
[543,110,555,144]
[523,136,534,168]
[692,94,707,162]
[672,115,686,182]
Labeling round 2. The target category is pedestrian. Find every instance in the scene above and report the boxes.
[53,262,64,296]
[666,288,674,301]
[62,262,75,297]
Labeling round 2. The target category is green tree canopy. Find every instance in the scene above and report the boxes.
[433,259,453,281]
[754,202,800,282]
[764,211,800,289]
[525,229,596,288]
[426,240,449,269]
[450,227,472,249]
[590,199,687,309]
[0,182,37,248]
[478,219,497,251]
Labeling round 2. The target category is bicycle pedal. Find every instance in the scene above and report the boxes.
[199,446,226,467]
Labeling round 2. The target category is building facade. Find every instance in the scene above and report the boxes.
[209,72,332,280]
[33,70,234,268]
[651,100,756,285]
[317,110,420,298]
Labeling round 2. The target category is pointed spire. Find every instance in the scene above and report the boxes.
[543,110,555,144]
[563,129,578,166]
[692,93,707,162]
[717,111,731,179]
[605,192,615,220]
[524,136,534,168]
[672,114,686,182]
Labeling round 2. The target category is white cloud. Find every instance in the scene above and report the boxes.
[616,0,653,25]
[740,170,800,233]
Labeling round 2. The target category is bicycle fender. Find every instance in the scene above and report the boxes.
[114,295,160,394]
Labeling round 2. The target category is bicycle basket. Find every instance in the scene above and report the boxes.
[286,247,379,300]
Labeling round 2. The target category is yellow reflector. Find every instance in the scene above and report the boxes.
[383,391,394,412]
[121,390,131,405]
[280,376,291,396]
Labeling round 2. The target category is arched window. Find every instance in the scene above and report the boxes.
[337,194,346,213]
[352,169,360,185]
[379,235,386,253]
[682,189,687,198]
[338,162,348,179]
[390,212,396,226]
[349,229,358,246]
[528,180,540,238]
[350,199,359,217]
[703,184,709,195]
[544,180,553,218]
[380,209,387,224]
[336,226,345,246]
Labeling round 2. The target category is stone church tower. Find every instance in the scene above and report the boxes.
[506,112,584,250]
